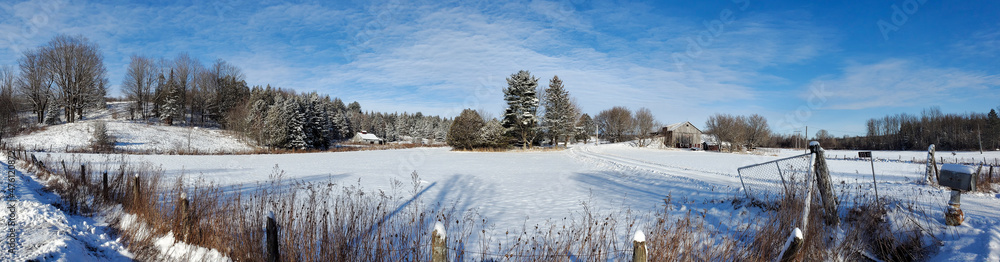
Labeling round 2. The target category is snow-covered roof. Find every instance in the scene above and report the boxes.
[356,132,380,140]
[942,164,975,174]
[664,121,702,133]
[701,134,730,146]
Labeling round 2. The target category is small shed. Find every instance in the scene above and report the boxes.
[661,121,702,148]
[352,131,383,144]
[701,134,730,151]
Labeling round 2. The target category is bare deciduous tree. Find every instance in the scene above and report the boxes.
[41,34,108,122]
[744,114,771,150]
[705,113,771,151]
[121,55,157,120]
[596,106,634,143]
[634,107,656,147]
[0,66,18,139]
[16,49,52,124]
[705,113,741,152]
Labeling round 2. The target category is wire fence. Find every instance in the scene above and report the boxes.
[736,153,813,203]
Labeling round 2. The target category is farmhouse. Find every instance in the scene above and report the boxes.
[661,121,702,148]
[351,131,383,144]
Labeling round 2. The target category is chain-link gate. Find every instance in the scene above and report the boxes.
[736,153,814,203]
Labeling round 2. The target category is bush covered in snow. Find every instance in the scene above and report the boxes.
[89,121,116,153]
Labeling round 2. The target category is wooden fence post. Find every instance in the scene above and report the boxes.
[632,230,647,262]
[102,171,109,201]
[81,164,87,184]
[132,174,140,207]
[778,228,804,262]
[432,222,447,262]
[61,160,67,177]
[990,165,994,184]
[810,142,839,225]
[266,211,280,262]
[180,192,190,242]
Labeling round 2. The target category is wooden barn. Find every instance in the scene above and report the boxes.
[661,121,703,148]
[351,131,383,144]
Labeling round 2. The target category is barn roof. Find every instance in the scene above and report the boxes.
[356,132,381,140]
[664,121,702,133]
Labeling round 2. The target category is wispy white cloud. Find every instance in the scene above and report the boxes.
[952,27,1000,58]
[809,59,1000,110]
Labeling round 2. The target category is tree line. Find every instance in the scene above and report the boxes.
[701,107,999,152]
[0,34,449,150]
[703,113,772,151]
[829,107,999,151]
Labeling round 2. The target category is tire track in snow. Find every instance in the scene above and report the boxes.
[568,146,740,191]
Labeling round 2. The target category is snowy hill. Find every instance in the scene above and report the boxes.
[7,102,255,154]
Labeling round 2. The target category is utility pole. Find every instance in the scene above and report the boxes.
[804,126,808,153]
[979,124,984,154]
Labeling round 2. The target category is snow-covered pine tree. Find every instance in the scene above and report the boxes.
[44,94,61,125]
[333,109,351,141]
[299,93,318,148]
[310,95,331,149]
[502,70,540,149]
[286,96,307,150]
[263,95,288,148]
[478,118,508,148]
[160,73,182,126]
[543,75,575,146]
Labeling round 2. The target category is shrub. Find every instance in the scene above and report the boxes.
[446,109,484,150]
[90,121,116,152]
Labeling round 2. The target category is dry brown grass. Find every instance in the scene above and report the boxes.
[976,165,999,193]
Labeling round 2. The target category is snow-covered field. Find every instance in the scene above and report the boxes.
[7,102,254,154]
[17,143,999,261]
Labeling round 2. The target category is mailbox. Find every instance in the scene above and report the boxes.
[938,164,976,191]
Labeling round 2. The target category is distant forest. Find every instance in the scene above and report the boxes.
[783,107,999,151]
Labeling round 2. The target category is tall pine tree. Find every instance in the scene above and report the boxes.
[160,71,182,126]
[502,70,539,149]
[286,96,307,149]
[543,75,575,146]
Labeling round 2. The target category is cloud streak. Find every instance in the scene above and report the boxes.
[810,59,1000,110]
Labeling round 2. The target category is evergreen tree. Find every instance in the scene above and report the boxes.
[263,95,288,148]
[286,97,307,149]
[989,109,999,149]
[309,95,331,149]
[333,109,352,140]
[44,94,61,125]
[502,70,539,149]
[576,113,596,144]
[447,109,484,150]
[160,72,182,125]
[543,75,575,146]
[479,118,508,148]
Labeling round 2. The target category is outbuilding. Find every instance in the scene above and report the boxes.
[351,131,383,144]
[661,121,702,149]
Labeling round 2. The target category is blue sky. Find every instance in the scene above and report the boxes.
[1,0,998,137]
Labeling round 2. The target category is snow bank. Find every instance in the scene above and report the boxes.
[1,156,132,261]
[154,232,231,262]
